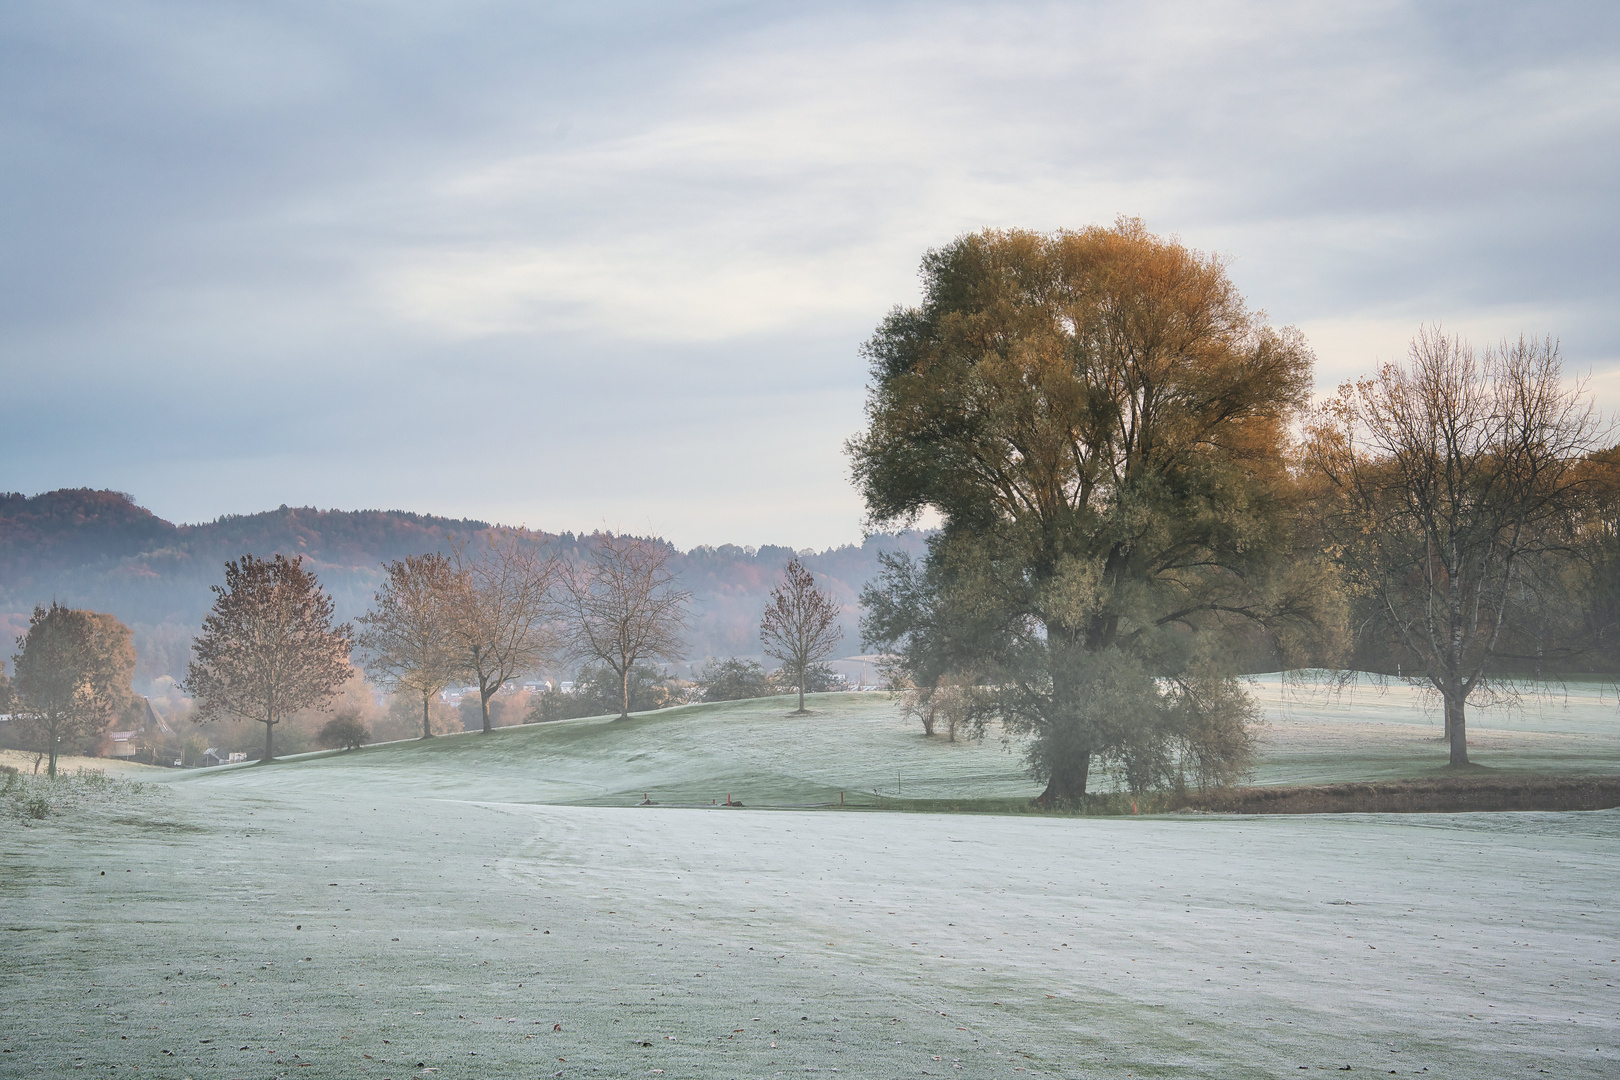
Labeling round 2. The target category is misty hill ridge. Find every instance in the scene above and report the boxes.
[0,489,927,681]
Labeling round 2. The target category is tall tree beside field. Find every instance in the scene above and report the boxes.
[851,222,1337,801]
[449,537,561,733]
[356,553,463,739]
[10,604,136,778]
[1306,329,1603,766]
[184,554,354,762]
[560,534,690,719]
[759,558,844,714]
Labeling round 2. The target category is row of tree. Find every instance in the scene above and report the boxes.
[177,533,848,761]
[853,220,1618,800]
[1,532,853,770]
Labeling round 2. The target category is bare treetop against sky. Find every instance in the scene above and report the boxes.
[2,2,1616,549]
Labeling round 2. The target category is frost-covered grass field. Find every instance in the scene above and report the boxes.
[3,685,1617,1078]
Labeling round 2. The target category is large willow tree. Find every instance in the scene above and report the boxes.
[851,221,1333,801]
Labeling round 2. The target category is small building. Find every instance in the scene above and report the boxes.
[202,748,247,767]
[108,730,141,758]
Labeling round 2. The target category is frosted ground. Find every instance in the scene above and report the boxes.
[3,681,1617,1078]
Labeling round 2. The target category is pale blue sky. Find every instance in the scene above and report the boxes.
[3,1,1616,547]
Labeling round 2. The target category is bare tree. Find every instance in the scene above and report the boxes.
[450,535,561,733]
[560,534,690,719]
[1307,328,1603,766]
[184,554,354,762]
[901,669,982,741]
[356,553,463,739]
[11,604,136,778]
[759,557,844,715]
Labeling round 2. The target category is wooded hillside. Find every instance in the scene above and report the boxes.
[0,489,924,688]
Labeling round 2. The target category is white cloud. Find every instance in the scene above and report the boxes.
[2,0,1617,544]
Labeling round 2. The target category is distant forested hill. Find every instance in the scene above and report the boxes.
[0,489,927,689]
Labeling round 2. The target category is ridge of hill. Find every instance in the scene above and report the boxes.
[0,489,928,686]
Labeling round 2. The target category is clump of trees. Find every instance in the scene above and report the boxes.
[900,670,980,742]
[855,222,1616,792]
[356,531,692,732]
[9,604,136,778]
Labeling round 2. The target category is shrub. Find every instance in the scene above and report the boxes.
[527,663,676,721]
[770,662,843,695]
[317,712,370,751]
[695,657,771,702]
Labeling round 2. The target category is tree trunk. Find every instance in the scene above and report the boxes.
[1445,691,1469,766]
[620,665,631,719]
[264,690,276,761]
[421,691,433,739]
[480,689,493,733]
[796,663,806,714]
[47,732,58,780]
[1038,751,1091,804]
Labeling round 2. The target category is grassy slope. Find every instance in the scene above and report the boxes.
[177,679,1620,812]
[177,693,1044,808]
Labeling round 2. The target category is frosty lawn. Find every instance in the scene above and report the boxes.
[3,688,1617,1078]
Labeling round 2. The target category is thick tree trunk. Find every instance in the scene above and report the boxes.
[1038,751,1091,804]
[1445,691,1469,766]
[421,691,433,739]
[47,733,58,780]
[480,690,493,733]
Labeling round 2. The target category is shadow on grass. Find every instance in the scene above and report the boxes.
[870,774,1620,816]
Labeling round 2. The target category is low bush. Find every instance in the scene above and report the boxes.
[317,711,370,751]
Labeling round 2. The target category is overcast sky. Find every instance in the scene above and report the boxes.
[3,1,1617,549]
